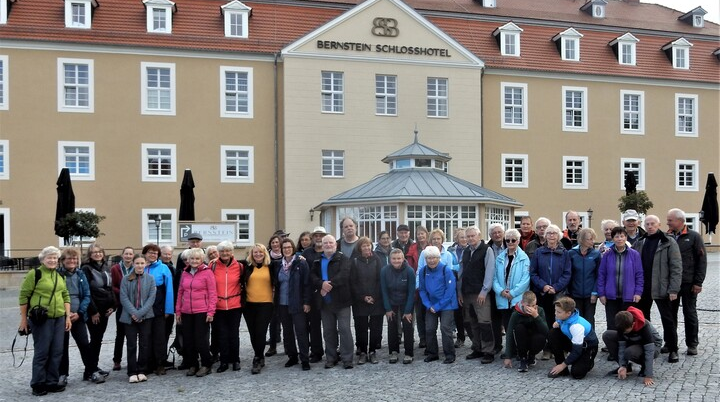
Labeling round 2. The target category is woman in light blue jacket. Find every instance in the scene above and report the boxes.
[493,229,530,334]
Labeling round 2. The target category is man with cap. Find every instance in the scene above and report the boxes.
[391,224,414,257]
[302,227,328,362]
[173,232,203,370]
[622,210,645,246]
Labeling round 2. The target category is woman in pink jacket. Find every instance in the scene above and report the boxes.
[175,248,217,378]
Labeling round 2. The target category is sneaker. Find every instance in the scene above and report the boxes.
[264,347,277,357]
[661,346,669,354]
[251,357,262,374]
[369,352,379,364]
[389,352,399,364]
[309,355,323,363]
[112,362,121,371]
[301,362,311,371]
[668,351,679,363]
[46,384,66,393]
[96,368,110,378]
[324,360,337,369]
[518,359,528,373]
[442,356,455,364]
[128,375,139,383]
[343,361,353,369]
[58,375,68,387]
[687,347,698,356]
[137,373,148,382]
[357,352,367,365]
[403,355,413,364]
[196,366,211,377]
[528,357,537,367]
[91,372,106,384]
[480,354,494,364]
[466,351,483,360]
[31,387,48,396]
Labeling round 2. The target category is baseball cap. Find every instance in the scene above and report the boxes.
[622,210,640,221]
[397,224,410,232]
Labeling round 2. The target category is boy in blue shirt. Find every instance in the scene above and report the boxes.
[547,296,598,379]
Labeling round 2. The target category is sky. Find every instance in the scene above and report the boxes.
[644,0,720,24]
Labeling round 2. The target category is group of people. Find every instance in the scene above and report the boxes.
[18,208,706,395]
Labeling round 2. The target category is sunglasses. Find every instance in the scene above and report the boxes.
[505,238,518,243]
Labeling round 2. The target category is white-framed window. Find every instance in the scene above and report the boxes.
[141,62,175,116]
[376,74,397,116]
[143,0,175,33]
[554,28,583,61]
[221,145,254,183]
[220,66,253,118]
[485,205,511,234]
[0,55,7,110]
[663,38,693,69]
[0,0,7,25]
[221,1,251,38]
[501,154,528,188]
[58,207,95,247]
[676,160,699,192]
[501,82,527,129]
[65,0,92,29]
[407,205,478,242]
[563,210,590,230]
[321,150,344,178]
[675,94,698,137]
[58,141,94,181]
[562,156,588,190]
[57,58,94,113]
[562,86,587,132]
[321,71,343,113]
[620,158,645,191]
[0,139,8,180]
[685,213,699,232]
[610,33,639,66]
[513,211,529,229]
[620,90,644,135]
[142,209,177,245]
[494,22,523,57]
[427,77,448,118]
[336,205,398,241]
[222,209,254,246]
[141,143,176,182]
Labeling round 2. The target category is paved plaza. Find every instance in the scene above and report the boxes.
[0,254,717,401]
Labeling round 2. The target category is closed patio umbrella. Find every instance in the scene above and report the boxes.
[54,168,75,245]
[179,169,195,221]
[700,172,718,236]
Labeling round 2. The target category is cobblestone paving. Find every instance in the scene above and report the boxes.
[1,255,717,401]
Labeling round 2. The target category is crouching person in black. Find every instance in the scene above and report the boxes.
[603,306,661,386]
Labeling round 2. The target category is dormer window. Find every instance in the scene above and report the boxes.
[580,0,607,19]
[609,33,639,66]
[1,0,8,25]
[65,0,96,29]
[553,28,583,61]
[662,38,693,69]
[481,0,496,7]
[221,1,251,38]
[143,0,176,34]
[493,22,523,57]
[678,7,707,28]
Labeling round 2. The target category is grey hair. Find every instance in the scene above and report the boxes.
[217,241,234,251]
[545,224,562,236]
[180,248,192,261]
[424,246,441,259]
[535,217,550,228]
[601,219,619,230]
[668,208,686,221]
[505,228,520,240]
[160,245,174,253]
[488,223,505,233]
[38,246,61,262]
[465,226,481,236]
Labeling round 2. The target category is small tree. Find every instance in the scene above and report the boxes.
[56,211,105,254]
[618,191,654,215]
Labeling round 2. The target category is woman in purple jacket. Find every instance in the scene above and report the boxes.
[597,227,643,336]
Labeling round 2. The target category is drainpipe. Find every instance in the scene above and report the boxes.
[273,52,280,230]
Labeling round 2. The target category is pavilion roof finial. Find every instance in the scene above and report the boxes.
[413,124,419,143]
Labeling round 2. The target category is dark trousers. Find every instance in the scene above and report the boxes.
[548,328,597,379]
[113,305,125,364]
[604,299,635,331]
[537,293,556,335]
[655,298,678,352]
[213,308,242,364]
[572,297,597,329]
[637,295,653,322]
[511,321,546,360]
[354,314,383,354]
[181,312,212,368]
[490,295,503,351]
[415,299,426,343]
[244,302,274,359]
[306,307,323,359]
[164,314,175,354]
[454,307,469,341]
[387,306,414,356]
[125,320,152,376]
[86,313,109,371]
[268,313,281,348]
[602,330,659,365]
[29,317,65,390]
[673,283,699,348]
[148,314,166,368]
[278,305,309,363]
[425,309,455,359]
[60,319,92,376]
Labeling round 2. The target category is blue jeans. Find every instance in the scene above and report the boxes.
[425,309,455,359]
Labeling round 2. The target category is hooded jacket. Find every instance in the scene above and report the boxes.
[58,266,91,321]
[119,271,156,324]
[145,259,174,316]
[617,306,661,377]
[568,245,601,299]
[503,301,548,358]
[492,248,530,309]
[176,263,217,317]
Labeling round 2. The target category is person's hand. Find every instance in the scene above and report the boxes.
[131,314,139,322]
[165,314,170,318]
[321,281,333,293]
[65,316,72,331]
[543,285,551,293]
[525,304,538,318]
[69,312,79,323]
[599,296,607,305]
[669,293,678,301]
[365,296,374,304]
[18,317,30,335]
[549,363,567,376]
[477,294,486,305]
[458,296,464,307]
[692,285,702,294]
[303,305,311,313]
[176,315,182,324]
[644,376,654,386]
[633,295,641,303]
[503,359,512,368]
[402,313,413,323]
[618,366,627,380]
[206,315,213,323]
[386,311,395,320]
[429,307,436,314]
[92,313,100,324]
[552,321,560,329]
[547,286,556,295]
[590,295,597,304]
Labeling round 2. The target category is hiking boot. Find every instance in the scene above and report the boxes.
[195,366,211,377]
[369,352,379,364]
[389,352,399,364]
[357,352,367,365]
[403,355,413,364]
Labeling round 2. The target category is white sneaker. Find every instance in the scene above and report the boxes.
[137,374,147,382]
[129,375,139,383]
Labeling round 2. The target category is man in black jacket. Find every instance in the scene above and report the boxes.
[301,226,327,362]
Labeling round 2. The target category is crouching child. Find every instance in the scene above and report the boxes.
[547,297,598,379]
[502,291,548,372]
[602,306,661,386]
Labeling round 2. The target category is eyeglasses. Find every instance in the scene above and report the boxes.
[545,232,559,236]
[505,238,518,243]
[91,251,104,254]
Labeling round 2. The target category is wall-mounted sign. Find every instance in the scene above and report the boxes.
[179,222,237,243]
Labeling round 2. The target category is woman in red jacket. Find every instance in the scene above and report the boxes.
[211,241,243,373]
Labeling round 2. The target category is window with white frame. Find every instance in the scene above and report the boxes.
[221,145,254,183]
[0,55,7,110]
[221,1,251,38]
[0,0,7,25]
[407,205,477,242]
[676,160,698,191]
[563,156,588,189]
[143,0,175,33]
[58,207,95,247]
[321,71,343,113]
[222,209,254,246]
[0,140,8,180]
[376,74,397,116]
[57,58,93,113]
[610,33,639,66]
[662,38,693,69]
[563,210,590,230]
[494,22,523,57]
[427,77,448,118]
[501,82,527,129]
[621,90,644,134]
[142,209,177,245]
[554,28,583,61]
[563,86,587,132]
[142,143,176,182]
[65,0,92,29]
[220,66,253,118]
[58,141,94,181]
[675,94,698,137]
[620,158,645,191]
[336,205,398,241]
[141,62,175,115]
[501,154,528,188]
[321,150,344,178]
[685,213,699,232]
[485,206,511,235]
[513,211,529,229]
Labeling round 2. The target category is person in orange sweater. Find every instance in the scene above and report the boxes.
[211,241,244,373]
